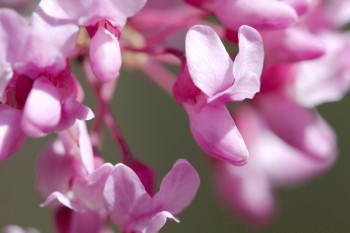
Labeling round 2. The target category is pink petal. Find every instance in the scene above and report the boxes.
[185,103,248,165]
[143,211,179,233]
[41,191,75,210]
[262,27,325,63]
[294,32,350,107]
[282,0,313,16]
[57,96,94,131]
[52,0,146,26]
[0,105,26,161]
[90,26,121,82]
[103,164,152,228]
[235,106,336,187]
[185,25,234,98]
[58,121,95,174]
[72,163,114,211]
[209,0,298,30]
[22,77,61,137]
[70,210,106,233]
[257,93,337,161]
[214,162,276,225]
[220,25,263,102]
[154,159,200,215]
[36,140,78,197]
[0,9,65,77]
[32,10,79,58]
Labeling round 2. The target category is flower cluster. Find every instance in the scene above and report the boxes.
[1,0,349,232]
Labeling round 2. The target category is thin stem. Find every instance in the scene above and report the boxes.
[82,58,133,160]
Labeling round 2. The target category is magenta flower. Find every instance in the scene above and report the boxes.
[104,159,200,233]
[174,25,264,165]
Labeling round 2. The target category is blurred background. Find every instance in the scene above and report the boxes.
[1,66,350,232]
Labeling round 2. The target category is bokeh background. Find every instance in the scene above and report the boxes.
[1,64,350,232]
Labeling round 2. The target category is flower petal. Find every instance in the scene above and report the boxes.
[104,164,151,228]
[185,25,234,98]
[185,103,248,165]
[90,26,122,82]
[22,77,61,137]
[154,159,200,215]
[0,105,25,161]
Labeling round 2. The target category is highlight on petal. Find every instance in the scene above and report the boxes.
[72,163,114,211]
[41,191,75,210]
[90,26,122,82]
[294,32,350,107]
[228,25,263,101]
[185,103,248,165]
[22,77,61,137]
[185,25,234,98]
[143,211,178,233]
[103,163,151,228]
[209,0,298,30]
[154,159,200,215]
[0,105,25,161]
[257,93,337,161]
[262,27,325,63]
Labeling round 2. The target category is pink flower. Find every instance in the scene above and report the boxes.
[37,121,112,233]
[0,9,92,160]
[173,25,264,165]
[213,100,336,225]
[37,0,146,82]
[104,159,200,233]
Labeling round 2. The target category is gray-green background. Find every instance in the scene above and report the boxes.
[1,67,350,233]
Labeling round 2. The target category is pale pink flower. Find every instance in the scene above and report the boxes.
[213,101,336,225]
[104,159,200,233]
[37,0,146,82]
[173,25,264,165]
[0,9,92,160]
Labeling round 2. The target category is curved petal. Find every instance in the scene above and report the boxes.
[90,26,122,82]
[57,96,94,131]
[32,10,79,58]
[185,25,234,98]
[294,32,350,107]
[103,164,152,228]
[257,93,337,161]
[0,105,25,161]
[41,191,75,210]
[185,103,248,165]
[228,25,263,101]
[154,159,200,215]
[262,27,325,63]
[22,77,61,137]
[36,140,78,197]
[209,0,298,30]
[143,211,178,233]
[235,106,336,187]
[72,163,114,211]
